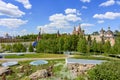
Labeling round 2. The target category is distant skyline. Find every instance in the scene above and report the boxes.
[0,0,120,36]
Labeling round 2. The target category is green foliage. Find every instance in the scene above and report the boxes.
[21,45,27,52]
[111,37,120,54]
[75,75,85,80]
[57,37,64,52]
[12,43,26,52]
[87,35,92,46]
[103,41,111,53]
[28,43,34,52]
[77,38,87,53]
[42,33,57,39]
[63,35,72,51]
[96,42,103,53]
[16,34,37,40]
[36,39,58,53]
[2,32,120,54]
[5,44,12,51]
[88,61,120,80]
[1,43,6,50]
[36,35,80,53]
[91,38,97,52]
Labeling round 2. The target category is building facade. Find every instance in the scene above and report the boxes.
[90,27,115,46]
[72,24,84,35]
[99,27,115,46]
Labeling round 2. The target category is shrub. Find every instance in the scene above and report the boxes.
[88,61,120,80]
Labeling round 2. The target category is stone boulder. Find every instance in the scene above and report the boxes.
[29,69,48,80]
[0,67,13,76]
[67,63,95,76]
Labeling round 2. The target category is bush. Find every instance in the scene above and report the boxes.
[88,61,120,80]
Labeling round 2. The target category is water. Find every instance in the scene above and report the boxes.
[30,60,48,66]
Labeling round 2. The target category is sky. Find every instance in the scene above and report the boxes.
[0,0,120,36]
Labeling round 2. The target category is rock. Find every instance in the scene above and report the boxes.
[67,63,95,76]
[16,65,24,70]
[29,69,48,80]
[0,67,13,76]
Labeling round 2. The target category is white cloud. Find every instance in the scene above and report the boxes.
[80,0,90,3]
[93,12,120,19]
[37,25,58,33]
[15,0,32,9]
[99,0,115,7]
[0,0,25,17]
[116,1,120,5]
[49,14,65,22]
[0,18,27,28]
[65,8,77,14]
[81,23,94,27]
[66,14,81,22]
[37,8,82,33]
[65,8,81,15]
[97,20,104,23]
[81,6,88,9]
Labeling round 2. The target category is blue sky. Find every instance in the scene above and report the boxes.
[0,0,120,36]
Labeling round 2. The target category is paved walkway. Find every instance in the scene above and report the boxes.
[92,55,120,60]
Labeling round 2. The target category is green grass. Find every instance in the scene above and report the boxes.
[0,59,65,80]
[4,53,65,58]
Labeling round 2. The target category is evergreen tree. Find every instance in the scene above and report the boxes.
[91,38,97,53]
[87,45,90,53]
[5,44,12,51]
[112,37,120,54]
[58,37,64,53]
[71,35,79,51]
[63,36,70,51]
[103,41,111,53]
[21,46,26,52]
[87,35,92,46]
[1,44,6,51]
[28,43,34,52]
[36,40,45,53]
[97,42,103,53]
[77,38,87,53]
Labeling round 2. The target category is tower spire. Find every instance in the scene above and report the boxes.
[57,30,60,37]
[78,23,81,31]
[74,25,76,31]
[37,28,41,41]
[108,26,110,30]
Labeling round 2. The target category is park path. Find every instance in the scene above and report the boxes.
[92,55,120,60]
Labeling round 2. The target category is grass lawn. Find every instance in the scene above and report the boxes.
[4,53,66,58]
[0,59,65,80]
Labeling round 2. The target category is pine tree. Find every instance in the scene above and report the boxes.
[77,38,87,53]
[91,38,97,53]
[87,35,92,46]
[103,41,111,53]
[28,44,34,52]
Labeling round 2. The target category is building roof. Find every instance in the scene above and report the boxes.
[105,27,114,35]
[100,28,105,33]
